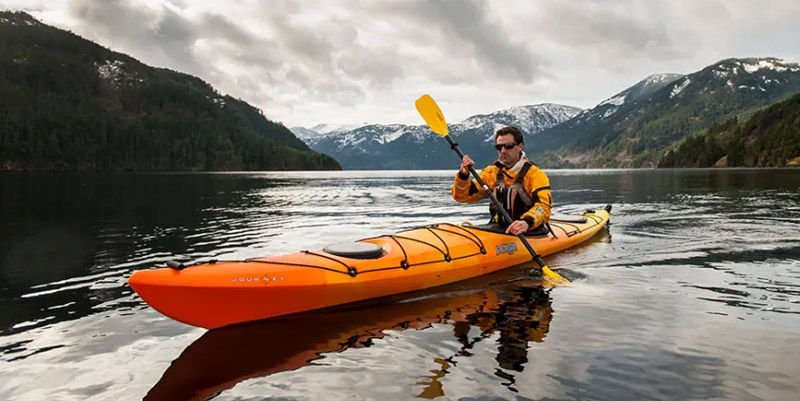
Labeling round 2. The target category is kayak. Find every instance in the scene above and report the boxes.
[128,205,611,329]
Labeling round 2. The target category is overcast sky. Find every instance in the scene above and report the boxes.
[3,0,800,128]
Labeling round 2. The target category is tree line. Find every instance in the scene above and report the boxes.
[658,90,800,167]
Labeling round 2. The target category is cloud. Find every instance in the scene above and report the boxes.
[374,0,546,83]
[67,0,199,74]
[2,0,800,126]
[534,2,690,54]
[2,0,553,124]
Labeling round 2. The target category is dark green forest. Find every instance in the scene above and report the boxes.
[659,90,800,167]
[0,11,341,171]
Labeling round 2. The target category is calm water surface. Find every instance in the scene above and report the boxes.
[1,169,799,401]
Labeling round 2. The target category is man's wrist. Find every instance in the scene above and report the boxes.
[522,216,535,227]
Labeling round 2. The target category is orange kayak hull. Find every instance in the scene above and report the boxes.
[128,208,610,329]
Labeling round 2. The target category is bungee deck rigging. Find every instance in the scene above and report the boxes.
[165,213,606,279]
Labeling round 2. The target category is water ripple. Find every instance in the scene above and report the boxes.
[2,170,800,400]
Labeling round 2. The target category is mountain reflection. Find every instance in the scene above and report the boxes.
[145,276,553,401]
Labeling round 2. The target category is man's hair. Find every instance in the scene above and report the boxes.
[495,126,524,144]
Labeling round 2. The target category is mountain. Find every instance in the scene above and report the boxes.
[294,104,582,169]
[310,123,366,135]
[535,58,800,168]
[658,90,800,167]
[289,123,368,145]
[288,126,322,142]
[0,11,340,171]
[534,73,684,154]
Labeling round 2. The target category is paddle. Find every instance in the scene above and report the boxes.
[414,94,570,285]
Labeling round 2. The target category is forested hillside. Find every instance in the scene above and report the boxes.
[533,58,800,168]
[658,91,800,167]
[0,11,340,171]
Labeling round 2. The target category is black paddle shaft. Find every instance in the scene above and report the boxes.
[444,135,547,268]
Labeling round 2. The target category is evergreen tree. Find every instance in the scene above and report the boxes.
[657,90,800,168]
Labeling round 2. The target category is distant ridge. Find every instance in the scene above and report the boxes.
[291,104,582,169]
[534,57,800,168]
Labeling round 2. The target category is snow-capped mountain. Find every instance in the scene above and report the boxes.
[289,126,322,142]
[458,103,584,143]
[532,73,683,154]
[311,123,366,134]
[535,57,800,168]
[575,73,684,123]
[290,57,800,170]
[294,104,582,169]
[289,123,369,145]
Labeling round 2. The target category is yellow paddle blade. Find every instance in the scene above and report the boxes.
[415,94,448,136]
[541,266,571,287]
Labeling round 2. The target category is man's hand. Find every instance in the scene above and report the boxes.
[459,155,475,175]
[505,220,530,235]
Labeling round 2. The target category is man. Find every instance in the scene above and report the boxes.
[452,126,552,235]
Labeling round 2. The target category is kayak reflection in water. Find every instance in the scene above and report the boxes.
[144,277,554,401]
[453,126,554,236]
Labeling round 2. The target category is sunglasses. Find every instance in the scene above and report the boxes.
[494,142,518,151]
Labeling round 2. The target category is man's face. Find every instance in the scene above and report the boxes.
[495,134,523,167]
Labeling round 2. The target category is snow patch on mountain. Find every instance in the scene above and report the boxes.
[743,58,789,73]
[291,123,371,144]
[368,124,421,144]
[598,94,626,107]
[670,79,691,98]
[97,60,125,82]
[717,58,800,76]
[289,126,321,141]
[383,127,407,143]
[601,108,618,119]
[0,13,41,26]
[569,73,683,124]
[311,123,367,134]
[459,103,582,135]
[637,73,685,94]
[481,123,509,142]
[644,73,682,85]
[95,59,132,92]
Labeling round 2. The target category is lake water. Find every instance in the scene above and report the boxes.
[1,169,799,401]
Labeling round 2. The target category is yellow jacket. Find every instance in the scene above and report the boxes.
[452,158,552,229]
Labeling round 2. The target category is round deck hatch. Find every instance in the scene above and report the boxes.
[323,242,384,259]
